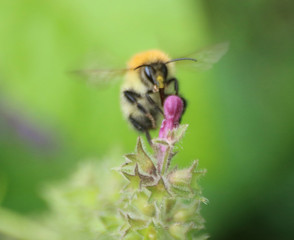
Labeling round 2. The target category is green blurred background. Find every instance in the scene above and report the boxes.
[0,0,293,239]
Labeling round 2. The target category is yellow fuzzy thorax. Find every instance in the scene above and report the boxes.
[127,50,171,69]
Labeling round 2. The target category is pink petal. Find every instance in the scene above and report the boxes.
[159,96,184,139]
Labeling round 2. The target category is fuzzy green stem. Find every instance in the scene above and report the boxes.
[160,145,171,175]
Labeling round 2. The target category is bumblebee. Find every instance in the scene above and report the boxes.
[77,43,229,144]
[120,50,193,144]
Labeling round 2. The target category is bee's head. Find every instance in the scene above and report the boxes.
[128,50,172,92]
[138,63,168,92]
[128,49,196,92]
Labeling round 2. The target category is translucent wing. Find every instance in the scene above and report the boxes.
[72,68,129,86]
[176,42,230,71]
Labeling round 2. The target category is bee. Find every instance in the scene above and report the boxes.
[76,42,229,144]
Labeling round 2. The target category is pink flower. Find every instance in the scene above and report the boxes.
[159,95,184,139]
[157,95,184,173]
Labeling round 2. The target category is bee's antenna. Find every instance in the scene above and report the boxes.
[165,58,197,64]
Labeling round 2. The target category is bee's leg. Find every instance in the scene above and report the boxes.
[181,96,187,114]
[124,90,141,103]
[179,96,187,123]
[145,130,152,146]
[124,90,156,128]
[166,78,179,95]
[129,115,153,146]
[129,115,145,132]
[146,90,164,116]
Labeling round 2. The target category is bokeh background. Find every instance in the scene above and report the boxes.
[1,0,294,239]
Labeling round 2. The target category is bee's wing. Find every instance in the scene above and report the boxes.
[178,42,230,71]
[71,68,129,87]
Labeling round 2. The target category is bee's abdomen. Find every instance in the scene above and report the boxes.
[129,114,155,132]
[126,102,160,132]
[121,88,161,132]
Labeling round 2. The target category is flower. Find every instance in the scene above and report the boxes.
[156,95,185,173]
[159,95,184,139]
